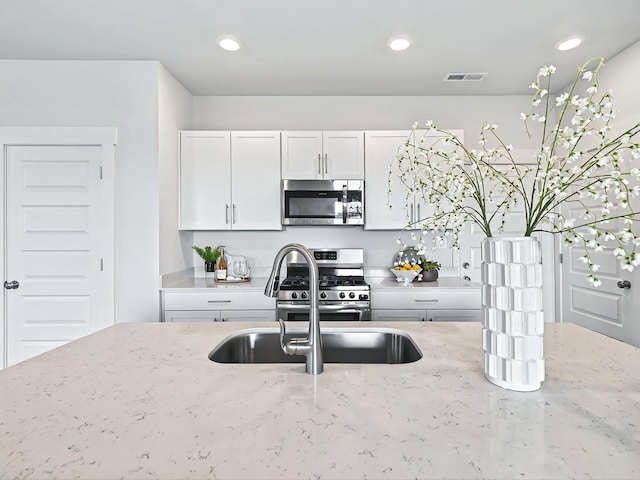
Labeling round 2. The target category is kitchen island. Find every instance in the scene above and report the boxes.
[1,322,638,479]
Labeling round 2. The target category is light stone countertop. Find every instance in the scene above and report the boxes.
[162,276,268,291]
[161,276,478,291]
[1,322,639,480]
[368,276,480,290]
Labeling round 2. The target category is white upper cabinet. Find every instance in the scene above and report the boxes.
[364,130,463,230]
[230,131,282,230]
[180,131,231,230]
[282,131,364,180]
[364,130,410,230]
[179,131,282,230]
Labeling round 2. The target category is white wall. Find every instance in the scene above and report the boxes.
[193,95,533,146]
[0,60,161,323]
[598,41,640,125]
[158,64,193,276]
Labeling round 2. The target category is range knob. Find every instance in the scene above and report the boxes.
[359,294,369,300]
[301,291,308,299]
[320,292,327,299]
[339,292,346,299]
[349,292,356,299]
[291,292,298,299]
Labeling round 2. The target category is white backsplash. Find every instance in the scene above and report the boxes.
[191,226,464,277]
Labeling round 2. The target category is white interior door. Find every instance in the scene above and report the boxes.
[561,205,639,346]
[4,137,115,366]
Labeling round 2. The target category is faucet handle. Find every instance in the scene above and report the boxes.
[278,318,287,353]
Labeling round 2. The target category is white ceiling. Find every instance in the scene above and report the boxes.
[1,0,640,96]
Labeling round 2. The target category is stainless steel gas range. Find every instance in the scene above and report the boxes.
[276,248,371,321]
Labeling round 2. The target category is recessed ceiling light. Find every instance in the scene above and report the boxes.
[388,35,412,51]
[217,35,241,52]
[555,35,584,51]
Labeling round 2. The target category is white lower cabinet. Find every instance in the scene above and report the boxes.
[162,291,276,323]
[371,288,480,322]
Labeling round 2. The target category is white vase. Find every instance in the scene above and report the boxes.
[481,237,545,392]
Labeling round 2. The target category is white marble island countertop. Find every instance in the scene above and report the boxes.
[1,322,639,480]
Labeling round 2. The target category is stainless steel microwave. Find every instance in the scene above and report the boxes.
[282,180,364,226]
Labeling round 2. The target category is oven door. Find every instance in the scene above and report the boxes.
[277,302,370,321]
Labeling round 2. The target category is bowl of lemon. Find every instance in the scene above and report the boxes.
[391,263,422,283]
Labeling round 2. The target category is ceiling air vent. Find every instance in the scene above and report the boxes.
[443,72,488,82]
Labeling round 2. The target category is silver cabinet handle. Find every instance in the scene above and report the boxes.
[417,203,421,221]
[225,204,229,224]
[617,280,631,289]
[318,154,321,174]
[410,203,414,224]
[207,300,232,303]
[324,153,328,174]
[4,280,19,290]
[232,204,237,224]
[414,299,438,303]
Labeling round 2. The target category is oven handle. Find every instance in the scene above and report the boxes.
[342,184,348,223]
[279,303,369,312]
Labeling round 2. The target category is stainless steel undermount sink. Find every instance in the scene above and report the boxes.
[209,327,423,364]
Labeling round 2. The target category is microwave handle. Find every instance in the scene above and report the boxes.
[342,184,348,223]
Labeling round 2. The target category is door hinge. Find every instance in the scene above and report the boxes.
[559,253,563,264]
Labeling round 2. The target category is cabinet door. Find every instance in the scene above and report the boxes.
[222,309,276,322]
[371,310,426,322]
[164,310,219,322]
[281,131,323,179]
[323,131,364,179]
[425,309,480,322]
[179,131,231,230]
[231,132,282,230]
[364,131,411,230]
[412,129,464,226]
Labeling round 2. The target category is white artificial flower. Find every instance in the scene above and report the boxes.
[613,247,626,257]
[555,92,569,106]
[582,70,593,81]
[622,263,634,272]
[587,275,601,287]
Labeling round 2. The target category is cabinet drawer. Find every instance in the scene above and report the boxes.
[425,309,480,322]
[164,310,217,322]
[371,289,480,310]
[371,310,426,322]
[163,291,275,311]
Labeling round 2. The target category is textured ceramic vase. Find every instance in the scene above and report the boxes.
[481,237,545,392]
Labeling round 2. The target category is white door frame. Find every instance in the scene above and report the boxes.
[0,127,116,368]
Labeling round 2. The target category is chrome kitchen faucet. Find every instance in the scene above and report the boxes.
[265,243,323,374]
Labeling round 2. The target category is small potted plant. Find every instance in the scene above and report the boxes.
[192,245,221,276]
[420,260,441,282]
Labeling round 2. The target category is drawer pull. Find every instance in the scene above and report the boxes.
[414,299,438,303]
[207,300,232,303]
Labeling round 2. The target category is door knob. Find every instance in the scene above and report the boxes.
[617,280,631,289]
[4,280,19,289]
